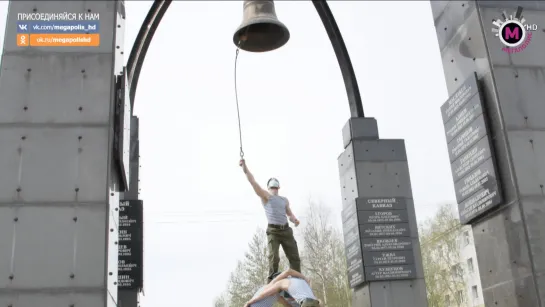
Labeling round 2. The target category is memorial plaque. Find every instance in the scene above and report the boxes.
[441,73,479,123]
[365,265,417,281]
[344,226,360,247]
[118,199,143,289]
[361,237,413,252]
[454,158,498,203]
[342,200,357,222]
[450,136,492,182]
[348,262,365,288]
[356,197,407,211]
[360,223,410,238]
[444,94,483,143]
[345,237,365,289]
[447,114,488,162]
[347,248,364,272]
[362,250,415,266]
[346,240,362,260]
[440,73,504,225]
[342,213,359,235]
[459,184,502,224]
[358,210,409,224]
[348,256,364,274]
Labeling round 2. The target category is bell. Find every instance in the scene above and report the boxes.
[233,0,290,52]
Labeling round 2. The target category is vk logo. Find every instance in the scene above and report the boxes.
[17,23,28,33]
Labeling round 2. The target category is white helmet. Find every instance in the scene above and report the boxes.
[267,178,280,189]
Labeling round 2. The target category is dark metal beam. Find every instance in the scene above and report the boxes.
[126,0,171,109]
[312,1,364,118]
[127,0,364,117]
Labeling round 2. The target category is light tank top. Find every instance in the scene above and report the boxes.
[286,277,317,301]
[264,195,288,225]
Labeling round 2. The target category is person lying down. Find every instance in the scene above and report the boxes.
[245,269,323,307]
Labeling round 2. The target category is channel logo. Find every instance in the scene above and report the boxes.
[491,6,537,54]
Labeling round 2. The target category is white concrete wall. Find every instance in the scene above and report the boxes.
[459,226,484,307]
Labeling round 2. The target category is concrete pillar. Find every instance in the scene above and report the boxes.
[339,118,428,307]
[0,1,122,307]
[431,1,545,306]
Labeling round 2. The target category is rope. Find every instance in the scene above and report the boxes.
[234,42,245,159]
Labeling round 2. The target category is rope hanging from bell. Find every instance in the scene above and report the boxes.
[232,0,291,159]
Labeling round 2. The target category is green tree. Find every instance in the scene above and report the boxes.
[226,260,252,306]
[301,200,351,307]
[213,294,228,307]
[243,228,270,287]
[420,204,469,307]
[225,229,269,306]
[224,228,288,307]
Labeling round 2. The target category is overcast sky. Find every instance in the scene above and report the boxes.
[0,1,455,306]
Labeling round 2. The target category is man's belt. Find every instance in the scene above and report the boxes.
[268,223,289,230]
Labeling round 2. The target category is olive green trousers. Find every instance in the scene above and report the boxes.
[266,225,301,277]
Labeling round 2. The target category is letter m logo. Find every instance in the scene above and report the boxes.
[504,27,519,40]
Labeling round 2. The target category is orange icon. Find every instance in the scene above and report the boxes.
[17,34,29,46]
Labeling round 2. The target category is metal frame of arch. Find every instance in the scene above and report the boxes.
[127,0,364,118]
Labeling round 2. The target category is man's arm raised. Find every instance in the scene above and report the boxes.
[240,159,270,202]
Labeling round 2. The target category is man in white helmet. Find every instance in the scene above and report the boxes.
[240,159,301,280]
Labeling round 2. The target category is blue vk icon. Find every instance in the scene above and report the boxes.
[17,23,29,33]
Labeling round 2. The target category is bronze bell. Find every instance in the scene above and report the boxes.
[233,0,290,52]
